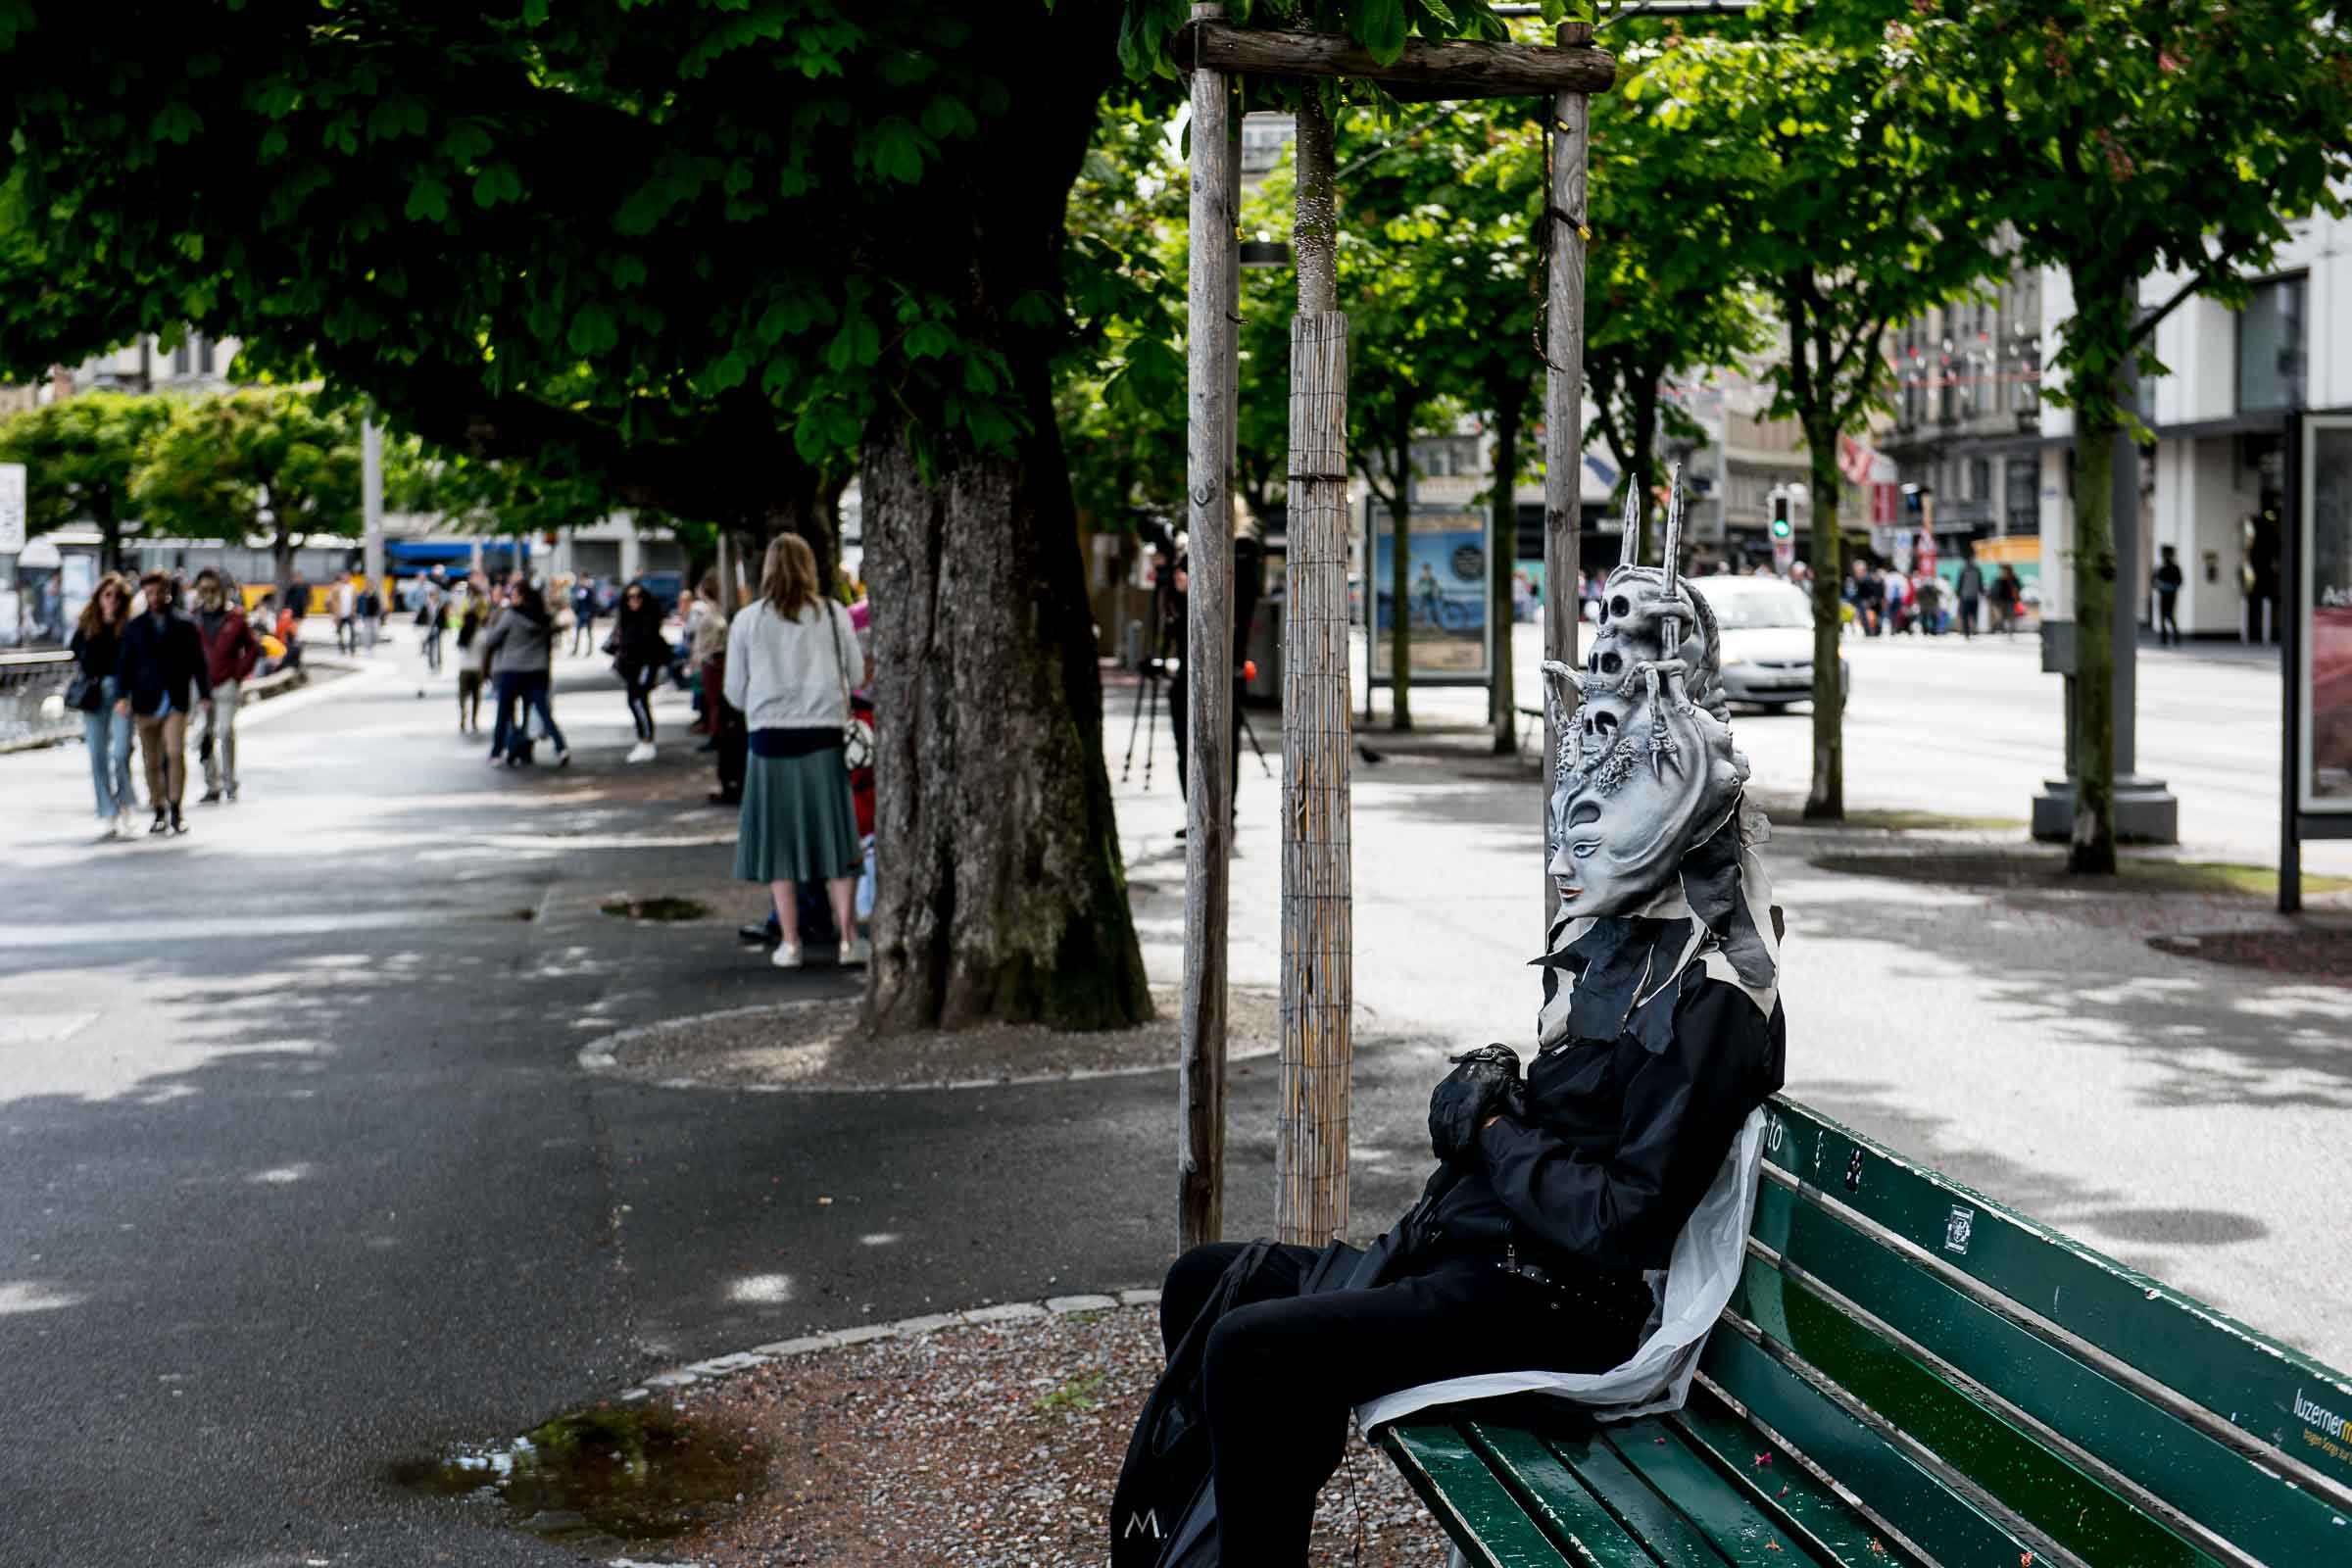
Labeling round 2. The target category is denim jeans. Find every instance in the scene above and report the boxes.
[201,679,241,794]
[81,677,134,818]
[492,670,564,760]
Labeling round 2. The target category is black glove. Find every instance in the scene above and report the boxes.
[1428,1043,1524,1164]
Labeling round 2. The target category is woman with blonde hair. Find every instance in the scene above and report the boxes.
[69,571,138,836]
[725,534,869,969]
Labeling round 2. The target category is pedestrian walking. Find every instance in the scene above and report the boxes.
[571,574,599,658]
[190,567,260,805]
[725,534,868,970]
[418,572,448,673]
[611,579,668,763]
[691,569,744,806]
[483,579,568,767]
[454,582,489,733]
[334,573,357,654]
[2153,545,2185,646]
[69,571,138,837]
[1883,566,1912,634]
[1913,569,1943,635]
[1990,564,2022,636]
[1955,555,1984,640]
[357,579,382,654]
[116,570,213,836]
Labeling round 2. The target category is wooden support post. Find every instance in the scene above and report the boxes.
[1542,22,1592,926]
[1179,1,1236,1252]
[1277,93,1352,1249]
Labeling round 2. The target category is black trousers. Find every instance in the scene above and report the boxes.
[1160,1241,1642,1565]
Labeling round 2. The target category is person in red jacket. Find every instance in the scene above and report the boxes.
[190,568,262,804]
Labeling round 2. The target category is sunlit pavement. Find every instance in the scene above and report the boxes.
[0,635,1267,1566]
[3,622,2348,1562]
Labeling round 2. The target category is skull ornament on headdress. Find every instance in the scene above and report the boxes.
[1542,467,1751,919]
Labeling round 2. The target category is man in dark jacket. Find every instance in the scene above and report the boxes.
[116,570,213,835]
[190,567,262,804]
[1142,476,1784,1565]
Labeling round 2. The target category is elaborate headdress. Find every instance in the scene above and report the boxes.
[1536,468,1776,1033]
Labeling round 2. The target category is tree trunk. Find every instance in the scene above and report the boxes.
[273,529,295,598]
[1629,380,1660,565]
[98,514,122,575]
[1803,426,1845,821]
[1387,414,1413,731]
[756,453,836,595]
[1488,393,1520,754]
[860,365,1152,1032]
[2069,393,2119,874]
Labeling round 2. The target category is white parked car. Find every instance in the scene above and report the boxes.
[1687,576,1848,711]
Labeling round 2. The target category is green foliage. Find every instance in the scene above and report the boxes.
[1585,30,1771,537]
[128,388,361,558]
[0,390,175,560]
[1637,21,1995,446]
[1056,98,1192,528]
[0,2,1112,530]
[1915,0,2352,428]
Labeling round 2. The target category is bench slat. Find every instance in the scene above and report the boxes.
[1674,1392,1926,1567]
[1702,1318,2037,1564]
[1462,1417,1670,1567]
[1735,1250,2221,1567]
[1384,1420,1602,1567]
[1765,1098,2352,1498]
[1543,1422,1743,1567]
[1596,1418,1836,1566]
[1759,1176,2352,1565]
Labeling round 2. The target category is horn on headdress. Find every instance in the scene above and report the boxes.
[1662,463,1685,587]
[1618,481,1642,570]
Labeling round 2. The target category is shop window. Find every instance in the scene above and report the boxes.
[2235,273,2307,413]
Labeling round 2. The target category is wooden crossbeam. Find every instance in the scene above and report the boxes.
[1171,20,1615,98]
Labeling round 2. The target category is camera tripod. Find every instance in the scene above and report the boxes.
[1120,612,1272,790]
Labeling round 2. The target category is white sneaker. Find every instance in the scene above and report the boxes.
[838,936,871,967]
[770,942,803,970]
[625,741,657,763]
[116,808,136,838]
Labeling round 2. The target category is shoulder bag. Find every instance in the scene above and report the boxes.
[826,606,875,771]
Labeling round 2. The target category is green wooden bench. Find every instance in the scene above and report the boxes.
[1377,1097,2352,1567]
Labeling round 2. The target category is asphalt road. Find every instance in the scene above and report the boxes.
[2,622,2346,1565]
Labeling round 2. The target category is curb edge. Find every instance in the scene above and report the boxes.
[614,1287,1163,1402]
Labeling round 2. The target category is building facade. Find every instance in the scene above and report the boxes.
[1884,265,2046,553]
[2036,208,2351,641]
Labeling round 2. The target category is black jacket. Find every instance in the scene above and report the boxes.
[612,598,668,671]
[1423,933,1785,1276]
[115,609,213,717]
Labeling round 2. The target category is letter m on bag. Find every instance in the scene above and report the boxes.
[1123,1508,1162,1540]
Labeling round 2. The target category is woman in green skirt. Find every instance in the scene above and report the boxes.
[724,534,870,969]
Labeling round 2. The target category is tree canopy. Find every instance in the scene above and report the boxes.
[1642,18,1997,819]
[1914,0,2352,870]
[130,389,361,583]
[0,390,174,566]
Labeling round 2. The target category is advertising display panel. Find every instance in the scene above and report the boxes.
[2299,416,2352,813]
[1367,501,1492,686]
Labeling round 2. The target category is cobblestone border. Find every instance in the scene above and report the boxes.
[575,1003,1280,1095]
[612,1288,1162,1403]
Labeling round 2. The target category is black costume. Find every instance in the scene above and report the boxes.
[1156,918,1784,1562]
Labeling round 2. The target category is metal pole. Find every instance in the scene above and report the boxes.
[2281,412,2303,914]
[1178,1,1236,1252]
[1541,22,1592,926]
[361,415,386,599]
[2111,373,2138,777]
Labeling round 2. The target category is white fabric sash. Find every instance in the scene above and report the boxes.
[1355,1105,1766,1432]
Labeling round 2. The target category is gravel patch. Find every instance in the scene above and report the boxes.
[659,1303,1448,1566]
[599,987,1315,1090]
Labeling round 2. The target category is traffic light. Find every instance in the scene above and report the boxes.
[1770,494,1791,539]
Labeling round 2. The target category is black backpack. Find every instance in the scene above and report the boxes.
[1109,1165,1459,1567]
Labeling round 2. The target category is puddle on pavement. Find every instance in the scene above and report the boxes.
[600,896,711,922]
[389,1400,765,1549]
